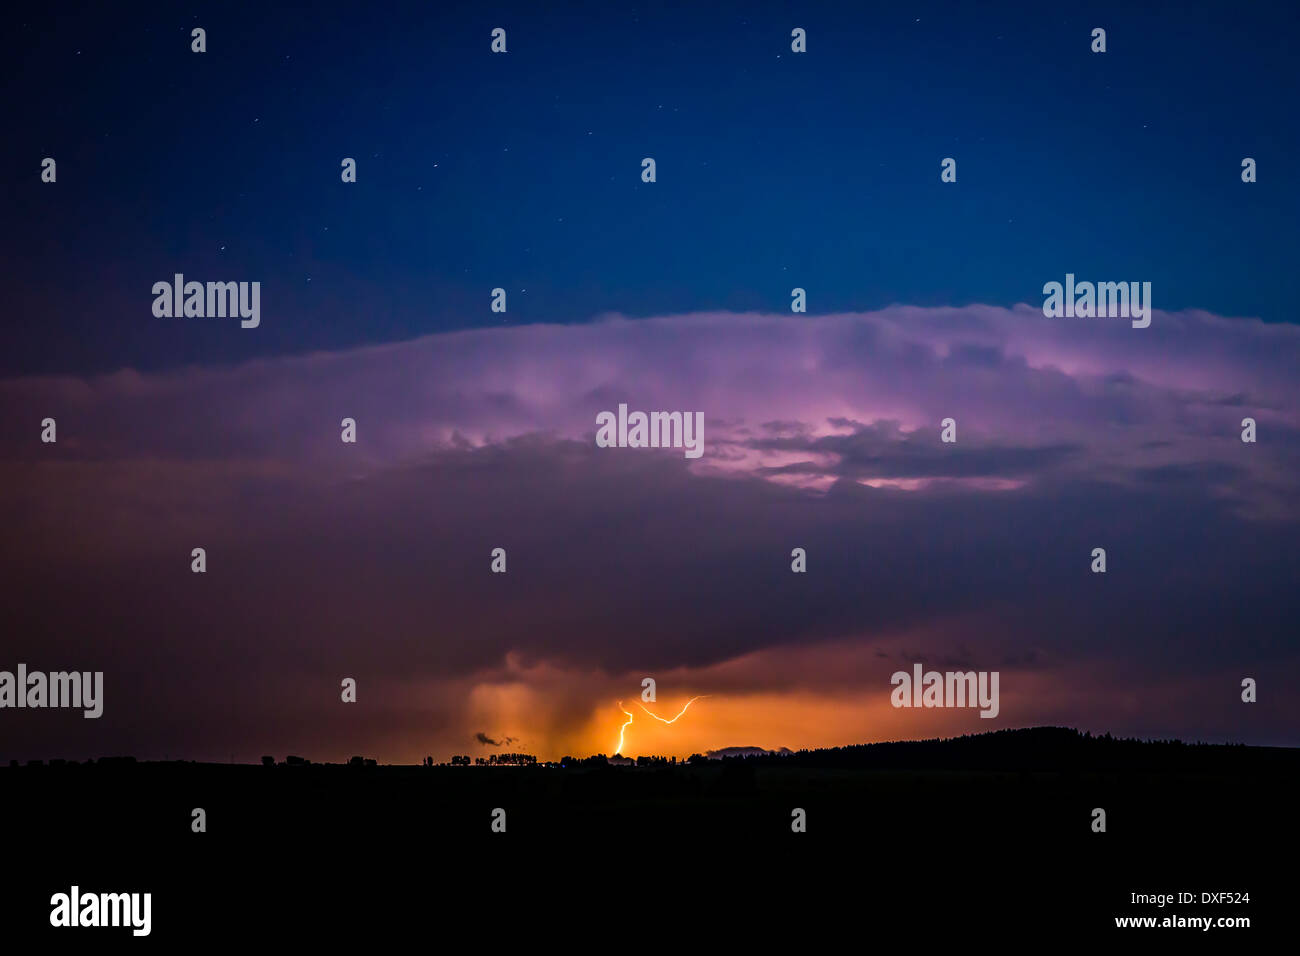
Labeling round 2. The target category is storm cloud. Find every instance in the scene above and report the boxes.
[1,306,1296,761]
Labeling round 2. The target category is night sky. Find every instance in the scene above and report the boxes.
[1,1,1297,762]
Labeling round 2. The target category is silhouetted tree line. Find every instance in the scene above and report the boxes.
[732,726,1279,773]
[7,728,1292,775]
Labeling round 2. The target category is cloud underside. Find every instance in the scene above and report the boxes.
[2,306,1297,758]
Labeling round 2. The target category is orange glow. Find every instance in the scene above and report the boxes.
[638,695,709,724]
[438,637,1117,765]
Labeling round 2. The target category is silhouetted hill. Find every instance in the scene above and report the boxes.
[705,745,795,758]
[9,724,1288,773]
[734,725,1297,772]
[3,725,1291,941]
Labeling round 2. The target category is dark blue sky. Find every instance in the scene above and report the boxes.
[4,0,1296,376]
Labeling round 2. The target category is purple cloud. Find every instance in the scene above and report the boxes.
[1,306,1295,762]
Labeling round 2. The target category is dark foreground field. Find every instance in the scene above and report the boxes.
[2,728,1289,942]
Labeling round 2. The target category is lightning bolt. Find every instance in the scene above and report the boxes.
[613,701,635,756]
[612,696,710,756]
[639,695,710,724]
